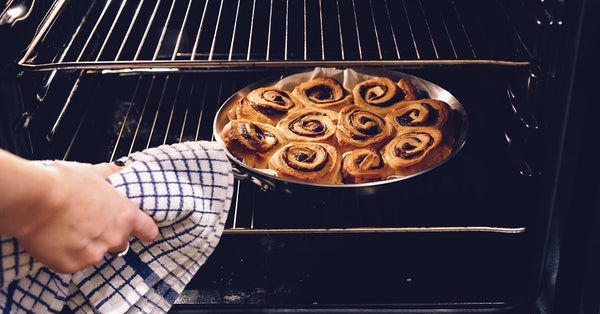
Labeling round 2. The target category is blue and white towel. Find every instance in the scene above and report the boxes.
[0,141,234,313]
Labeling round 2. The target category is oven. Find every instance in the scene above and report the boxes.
[0,0,598,313]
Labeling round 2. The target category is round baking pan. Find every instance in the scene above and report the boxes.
[213,67,468,195]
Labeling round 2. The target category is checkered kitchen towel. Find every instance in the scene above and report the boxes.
[0,141,234,313]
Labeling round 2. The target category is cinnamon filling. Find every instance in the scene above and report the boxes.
[394,132,434,159]
[396,103,439,126]
[239,123,261,143]
[355,154,367,165]
[355,153,383,169]
[239,123,277,151]
[306,86,335,103]
[250,90,294,115]
[295,152,312,162]
[358,81,401,107]
[347,111,384,139]
[289,113,329,137]
[363,85,387,102]
[282,145,329,172]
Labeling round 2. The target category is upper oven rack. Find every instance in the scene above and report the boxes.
[18,0,532,72]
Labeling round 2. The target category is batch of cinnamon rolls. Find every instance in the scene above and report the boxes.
[221,75,455,185]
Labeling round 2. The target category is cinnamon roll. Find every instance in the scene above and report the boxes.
[268,142,342,184]
[235,87,303,125]
[352,77,420,115]
[385,98,454,145]
[381,127,452,176]
[336,105,396,153]
[276,108,338,146]
[341,148,394,184]
[221,119,288,169]
[292,77,353,111]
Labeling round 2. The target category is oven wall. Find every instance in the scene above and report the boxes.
[549,0,600,313]
[0,1,53,157]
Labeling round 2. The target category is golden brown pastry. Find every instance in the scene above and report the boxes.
[396,77,420,101]
[341,148,394,184]
[385,98,454,146]
[292,77,353,111]
[276,108,338,146]
[381,127,452,176]
[352,77,420,115]
[336,105,396,153]
[268,142,342,184]
[221,119,288,168]
[235,87,303,125]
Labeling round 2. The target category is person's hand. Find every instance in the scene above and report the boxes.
[12,161,159,274]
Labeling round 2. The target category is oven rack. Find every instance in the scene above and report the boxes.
[36,71,531,235]
[18,0,532,72]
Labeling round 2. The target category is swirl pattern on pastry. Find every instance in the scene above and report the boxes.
[385,98,454,145]
[276,108,338,146]
[268,142,342,184]
[352,77,419,115]
[341,148,394,184]
[221,119,288,168]
[336,105,396,152]
[235,87,302,125]
[381,127,452,176]
[292,77,353,111]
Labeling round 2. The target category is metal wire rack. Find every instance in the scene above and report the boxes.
[18,0,531,72]
[21,0,535,234]
[44,71,530,234]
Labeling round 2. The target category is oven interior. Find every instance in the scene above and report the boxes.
[1,0,582,312]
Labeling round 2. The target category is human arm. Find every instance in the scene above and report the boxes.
[0,149,159,274]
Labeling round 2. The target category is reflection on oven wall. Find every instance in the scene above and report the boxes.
[0,0,598,313]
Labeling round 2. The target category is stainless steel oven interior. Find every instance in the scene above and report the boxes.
[2,0,595,313]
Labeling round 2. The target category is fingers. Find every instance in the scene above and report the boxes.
[130,210,159,242]
[96,161,159,244]
[105,211,157,259]
[95,161,159,243]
